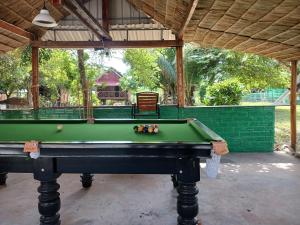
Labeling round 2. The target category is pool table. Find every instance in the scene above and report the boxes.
[0,119,225,225]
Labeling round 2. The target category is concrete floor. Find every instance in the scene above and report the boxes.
[1,152,300,225]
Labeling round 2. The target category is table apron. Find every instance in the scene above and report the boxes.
[0,156,203,176]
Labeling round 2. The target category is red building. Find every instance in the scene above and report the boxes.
[96,70,129,105]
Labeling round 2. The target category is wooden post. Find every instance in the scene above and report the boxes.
[290,60,298,151]
[176,39,185,107]
[102,0,109,33]
[31,46,39,109]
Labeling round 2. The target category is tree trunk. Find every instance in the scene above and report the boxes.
[77,50,88,115]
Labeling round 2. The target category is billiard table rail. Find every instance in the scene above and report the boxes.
[0,142,212,158]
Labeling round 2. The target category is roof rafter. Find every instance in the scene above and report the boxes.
[62,0,111,40]
[0,19,34,40]
[177,0,199,39]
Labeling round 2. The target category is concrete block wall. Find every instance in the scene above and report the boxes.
[179,106,275,152]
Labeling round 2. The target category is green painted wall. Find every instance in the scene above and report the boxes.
[178,106,275,152]
[0,105,275,152]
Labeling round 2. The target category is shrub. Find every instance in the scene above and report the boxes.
[204,79,243,105]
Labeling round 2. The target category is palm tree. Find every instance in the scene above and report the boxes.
[157,54,177,104]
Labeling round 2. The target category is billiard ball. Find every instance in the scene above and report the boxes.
[148,127,153,133]
[138,125,144,133]
[144,126,148,133]
[133,125,138,132]
[154,127,159,133]
[56,124,63,132]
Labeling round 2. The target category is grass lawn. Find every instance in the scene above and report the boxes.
[275,106,300,152]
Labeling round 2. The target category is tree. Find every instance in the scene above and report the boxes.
[0,51,28,98]
[204,79,243,105]
[77,49,88,108]
[223,52,290,90]
[157,49,176,103]
[123,49,160,90]
[38,50,78,106]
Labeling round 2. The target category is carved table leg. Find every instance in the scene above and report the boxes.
[176,158,200,225]
[177,182,199,225]
[38,180,61,225]
[0,172,7,185]
[81,173,93,188]
[33,158,61,225]
[171,174,179,188]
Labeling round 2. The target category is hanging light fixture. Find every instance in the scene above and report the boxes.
[32,1,57,28]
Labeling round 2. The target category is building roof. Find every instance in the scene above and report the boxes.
[96,70,122,86]
[0,0,300,61]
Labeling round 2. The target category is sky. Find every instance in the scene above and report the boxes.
[102,50,129,74]
[87,49,129,74]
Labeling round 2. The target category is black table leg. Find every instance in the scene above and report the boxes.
[81,173,93,188]
[171,174,179,188]
[38,180,61,225]
[0,172,7,185]
[176,158,200,225]
[33,158,61,225]
[177,182,199,225]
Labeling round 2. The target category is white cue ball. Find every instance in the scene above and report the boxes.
[57,124,63,132]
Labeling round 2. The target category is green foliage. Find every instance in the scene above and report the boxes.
[123,49,160,90]
[120,75,138,92]
[204,79,243,106]
[20,45,52,66]
[157,50,176,103]
[0,51,29,98]
[39,50,78,103]
[178,47,290,103]
[223,52,290,90]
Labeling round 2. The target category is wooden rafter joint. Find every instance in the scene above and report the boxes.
[0,19,34,40]
[177,0,199,39]
[62,0,112,40]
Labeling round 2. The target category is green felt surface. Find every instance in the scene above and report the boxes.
[0,122,211,143]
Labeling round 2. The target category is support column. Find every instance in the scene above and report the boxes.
[290,60,298,151]
[176,39,185,107]
[32,46,39,109]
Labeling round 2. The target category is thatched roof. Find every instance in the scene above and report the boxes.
[0,0,300,61]
[128,0,300,61]
[0,0,68,52]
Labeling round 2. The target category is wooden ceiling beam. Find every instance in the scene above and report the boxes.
[0,33,23,46]
[63,0,111,40]
[71,0,111,39]
[0,19,34,40]
[177,0,199,39]
[31,40,183,48]
[0,2,33,27]
[0,42,14,51]
[63,0,103,41]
